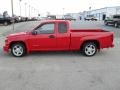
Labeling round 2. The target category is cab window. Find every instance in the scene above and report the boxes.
[36,23,54,34]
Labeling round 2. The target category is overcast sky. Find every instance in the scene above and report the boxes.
[0,0,120,17]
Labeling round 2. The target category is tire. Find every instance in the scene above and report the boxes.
[114,22,119,28]
[81,42,97,56]
[11,43,26,57]
[4,22,8,26]
[104,22,108,25]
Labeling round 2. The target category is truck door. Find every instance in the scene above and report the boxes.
[29,23,57,50]
[56,22,70,50]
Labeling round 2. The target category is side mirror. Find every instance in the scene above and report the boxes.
[32,30,37,35]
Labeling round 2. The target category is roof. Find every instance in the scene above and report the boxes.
[86,6,120,12]
[35,20,70,27]
[40,19,70,23]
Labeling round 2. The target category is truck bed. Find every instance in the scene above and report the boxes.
[70,29,108,32]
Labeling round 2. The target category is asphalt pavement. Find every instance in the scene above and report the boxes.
[0,20,120,90]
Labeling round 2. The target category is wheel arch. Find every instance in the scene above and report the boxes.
[80,40,100,50]
[9,41,28,52]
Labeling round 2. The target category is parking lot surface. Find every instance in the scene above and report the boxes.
[0,21,120,90]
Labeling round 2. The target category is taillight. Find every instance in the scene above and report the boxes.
[111,34,113,42]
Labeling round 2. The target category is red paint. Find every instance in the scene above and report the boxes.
[3,20,114,53]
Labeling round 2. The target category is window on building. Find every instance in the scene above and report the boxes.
[113,15,120,19]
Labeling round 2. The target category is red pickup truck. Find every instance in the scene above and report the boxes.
[3,20,114,57]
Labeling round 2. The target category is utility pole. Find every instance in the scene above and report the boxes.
[89,7,91,16]
[29,5,31,18]
[34,8,36,17]
[63,8,65,19]
[31,6,33,17]
[11,0,14,31]
[19,0,22,16]
[25,3,27,17]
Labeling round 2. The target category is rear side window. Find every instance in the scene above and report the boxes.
[58,22,67,33]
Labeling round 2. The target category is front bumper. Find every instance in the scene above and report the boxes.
[3,45,9,52]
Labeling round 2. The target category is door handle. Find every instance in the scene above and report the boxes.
[48,35,55,38]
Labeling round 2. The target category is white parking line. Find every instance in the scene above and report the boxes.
[114,38,120,45]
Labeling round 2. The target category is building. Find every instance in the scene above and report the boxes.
[84,6,120,20]
[66,6,120,21]
[65,13,81,20]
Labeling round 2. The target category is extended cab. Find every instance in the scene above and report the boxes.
[3,20,114,57]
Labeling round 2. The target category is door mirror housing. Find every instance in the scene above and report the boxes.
[32,30,37,35]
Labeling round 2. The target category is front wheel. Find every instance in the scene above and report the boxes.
[104,22,108,25]
[4,22,8,26]
[11,43,26,57]
[82,42,97,56]
[114,22,119,28]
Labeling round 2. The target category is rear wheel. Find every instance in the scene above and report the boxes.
[11,43,26,57]
[82,42,97,56]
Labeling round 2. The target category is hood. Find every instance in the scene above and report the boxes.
[7,32,28,38]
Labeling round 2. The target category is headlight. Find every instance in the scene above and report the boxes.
[5,38,9,44]
[5,39,8,43]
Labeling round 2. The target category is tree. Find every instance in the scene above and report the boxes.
[3,11,9,17]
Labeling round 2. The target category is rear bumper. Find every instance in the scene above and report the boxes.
[111,44,114,48]
[105,44,114,48]
[101,44,114,49]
